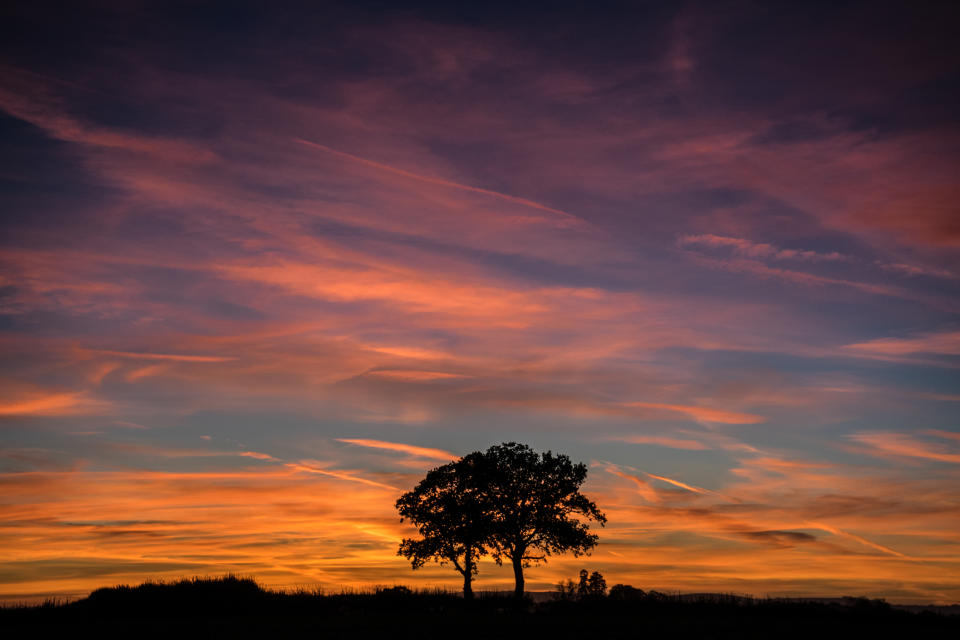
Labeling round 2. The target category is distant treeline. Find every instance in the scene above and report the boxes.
[1,576,956,639]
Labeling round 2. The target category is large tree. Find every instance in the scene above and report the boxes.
[472,442,606,597]
[395,455,491,598]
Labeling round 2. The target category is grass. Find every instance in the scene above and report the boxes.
[1,575,956,639]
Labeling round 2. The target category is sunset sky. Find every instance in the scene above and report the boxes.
[1,1,959,604]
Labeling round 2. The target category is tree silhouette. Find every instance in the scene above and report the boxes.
[396,442,605,598]
[578,569,607,599]
[395,455,491,599]
[473,443,606,597]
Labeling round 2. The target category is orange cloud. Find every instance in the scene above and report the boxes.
[808,522,905,557]
[0,391,97,416]
[602,465,660,503]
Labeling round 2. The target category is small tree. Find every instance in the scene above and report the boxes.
[587,571,607,598]
[473,443,606,597]
[577,569,607,599]
[395,456,491,598]
[577,569,590,599]
[556,578,577,601]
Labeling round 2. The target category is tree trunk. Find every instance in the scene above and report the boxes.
[462,546,474,599]
[463,572,473,599]
[512,555,524,597]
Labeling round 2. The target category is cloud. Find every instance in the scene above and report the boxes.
[843,331,960,357]
[336,438,457,462]
[644,472,712,495]
[737,530,817,547]
[237,450,401,490]
[284,461,401,491]
[82,350,236,363]
[879,262,955,279]
[602,465,660,503]
[612,435,710,450]
[808,522,906,557]
[848,432,960,464]
[925,429,960,442]
[0,8,958,603]
[362,369,467,382]
[678,234,847,262]
[621,401,765,424]
[0,76,215,164]
[0,390,101,417]
[686,254,906,298]
[295,138,585,228]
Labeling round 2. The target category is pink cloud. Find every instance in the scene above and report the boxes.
[621,401,765,424]
[849,432,960,464]
[843,330,960,356]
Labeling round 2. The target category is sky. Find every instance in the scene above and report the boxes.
[1,0,959,604]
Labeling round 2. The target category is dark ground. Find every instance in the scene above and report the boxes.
[2,577,957,639]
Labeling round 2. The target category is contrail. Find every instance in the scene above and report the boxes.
[645,471,711,495]
[294,137,585,226]
[810,522,906,557]
[238,450,398,491]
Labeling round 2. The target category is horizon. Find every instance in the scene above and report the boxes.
[1,1,959,606]
[5,573,958,608]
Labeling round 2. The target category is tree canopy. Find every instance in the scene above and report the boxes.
[471,442,607,596]
[395,454,491,598]
[395,442,605,597]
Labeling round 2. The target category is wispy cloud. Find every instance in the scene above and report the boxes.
[843,331,960,357]
[611,435,711,450]
[363,369,467,382]
[644,471,713,495]
[848,432,960,464]
[678,234,847,262]
[1,5,958,603]
[879,262,955,279]
[336,438,457,462]
[295,138,586,228]
[602,464,660,503]
[621,402,765,425]
[808,522,906,557]
[82,350,236,363]
[0,390,101,417]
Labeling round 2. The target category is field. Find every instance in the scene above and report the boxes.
[2,576,956,639]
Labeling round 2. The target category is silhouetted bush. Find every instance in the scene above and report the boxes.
[608,584,646,601]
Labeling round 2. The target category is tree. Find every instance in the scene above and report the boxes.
[577,569,607,599]
[577,569,590,599]
[608,584,645,601]
[473,443,606,597]
[587,570,607,598]
[395,455,491,599]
